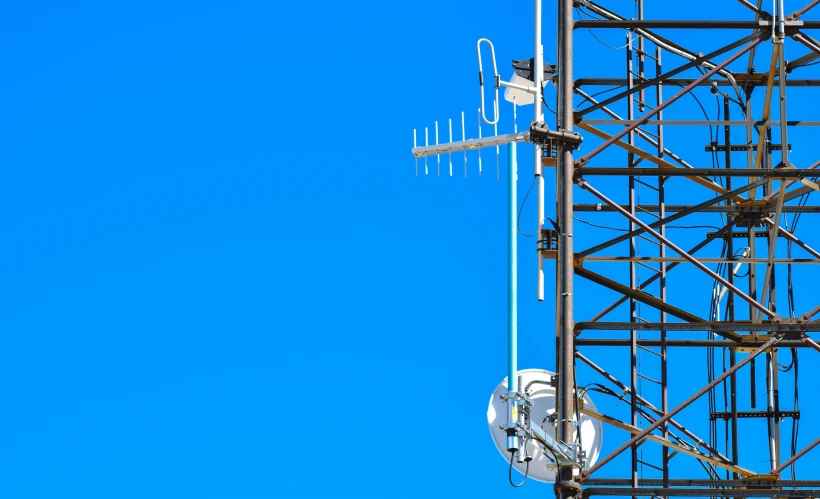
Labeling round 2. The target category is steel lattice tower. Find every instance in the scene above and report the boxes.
[413,1,820,497]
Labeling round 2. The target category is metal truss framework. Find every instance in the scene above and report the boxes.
[551,1,820,499]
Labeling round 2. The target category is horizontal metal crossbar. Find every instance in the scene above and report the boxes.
[580,256,819,264]
[579,120,820,126]
[576,78,820,87]
[710,411,800,420]
[576,339,811,348]
[575,19,819,29]
[582,488,820,498]
[583,479,820,487]
[574,204,820,213]
[575,321,820,332]
[576,167,819,177]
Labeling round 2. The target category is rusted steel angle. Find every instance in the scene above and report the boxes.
[577,179,779,320]
[577,179,763,258]
[585,222,737,323]
[576,351,732,461]
[579,403,755,477]
[575,32,762,118]
[576,124,740,199]
[579,336,781,481]
[577,35,766,166]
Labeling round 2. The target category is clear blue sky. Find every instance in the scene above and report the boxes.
[1,1,819,497]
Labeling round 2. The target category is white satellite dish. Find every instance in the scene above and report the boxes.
[486,368,603,483]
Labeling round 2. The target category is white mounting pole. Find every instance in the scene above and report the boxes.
[534,0,545,301]
[495,122,500,181]
[478,108,483,178]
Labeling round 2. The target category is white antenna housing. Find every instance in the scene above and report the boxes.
[487,369,603,483]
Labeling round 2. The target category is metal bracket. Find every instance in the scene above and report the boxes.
[530,121,583,149]
[705,142,791,153]
[539,228,560,259]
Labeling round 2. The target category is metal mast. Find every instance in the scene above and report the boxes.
[411,0,820,497]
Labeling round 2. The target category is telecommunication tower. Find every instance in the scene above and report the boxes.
[411,0,820,497]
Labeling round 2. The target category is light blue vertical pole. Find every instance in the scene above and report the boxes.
[505,141,520,455]
[508,142,517,392]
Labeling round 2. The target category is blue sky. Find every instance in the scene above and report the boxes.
[1,1,819,497]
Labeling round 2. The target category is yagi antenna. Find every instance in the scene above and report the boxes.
[410,16,589,488]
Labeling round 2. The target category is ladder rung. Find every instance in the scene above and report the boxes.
[637,127,660,139]
[635,178,660,191]
[636,279,661,292]
[638,459,665,472]
[636,261,661,273]
[634,49,658,61]
[638,344,663,357]
[638,234,661,246]
[637,372,663,385]
[636,206,661,219]
[635,99,655,110]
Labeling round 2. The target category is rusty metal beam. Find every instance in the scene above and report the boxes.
[579,404,755,477]
[579,335,781,481]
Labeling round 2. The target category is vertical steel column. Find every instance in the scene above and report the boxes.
[638,0,645,113]
[626,33,639,495]
[772,10,787,470]
[748,116,759,404]
[656,45,669,494]
[744,7,761,414]
[724,97,740,479]
[778,38,789,166]
[554,0,562,399]
[556,0,576,496]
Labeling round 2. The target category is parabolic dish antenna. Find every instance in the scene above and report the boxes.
[487,368,603,483]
